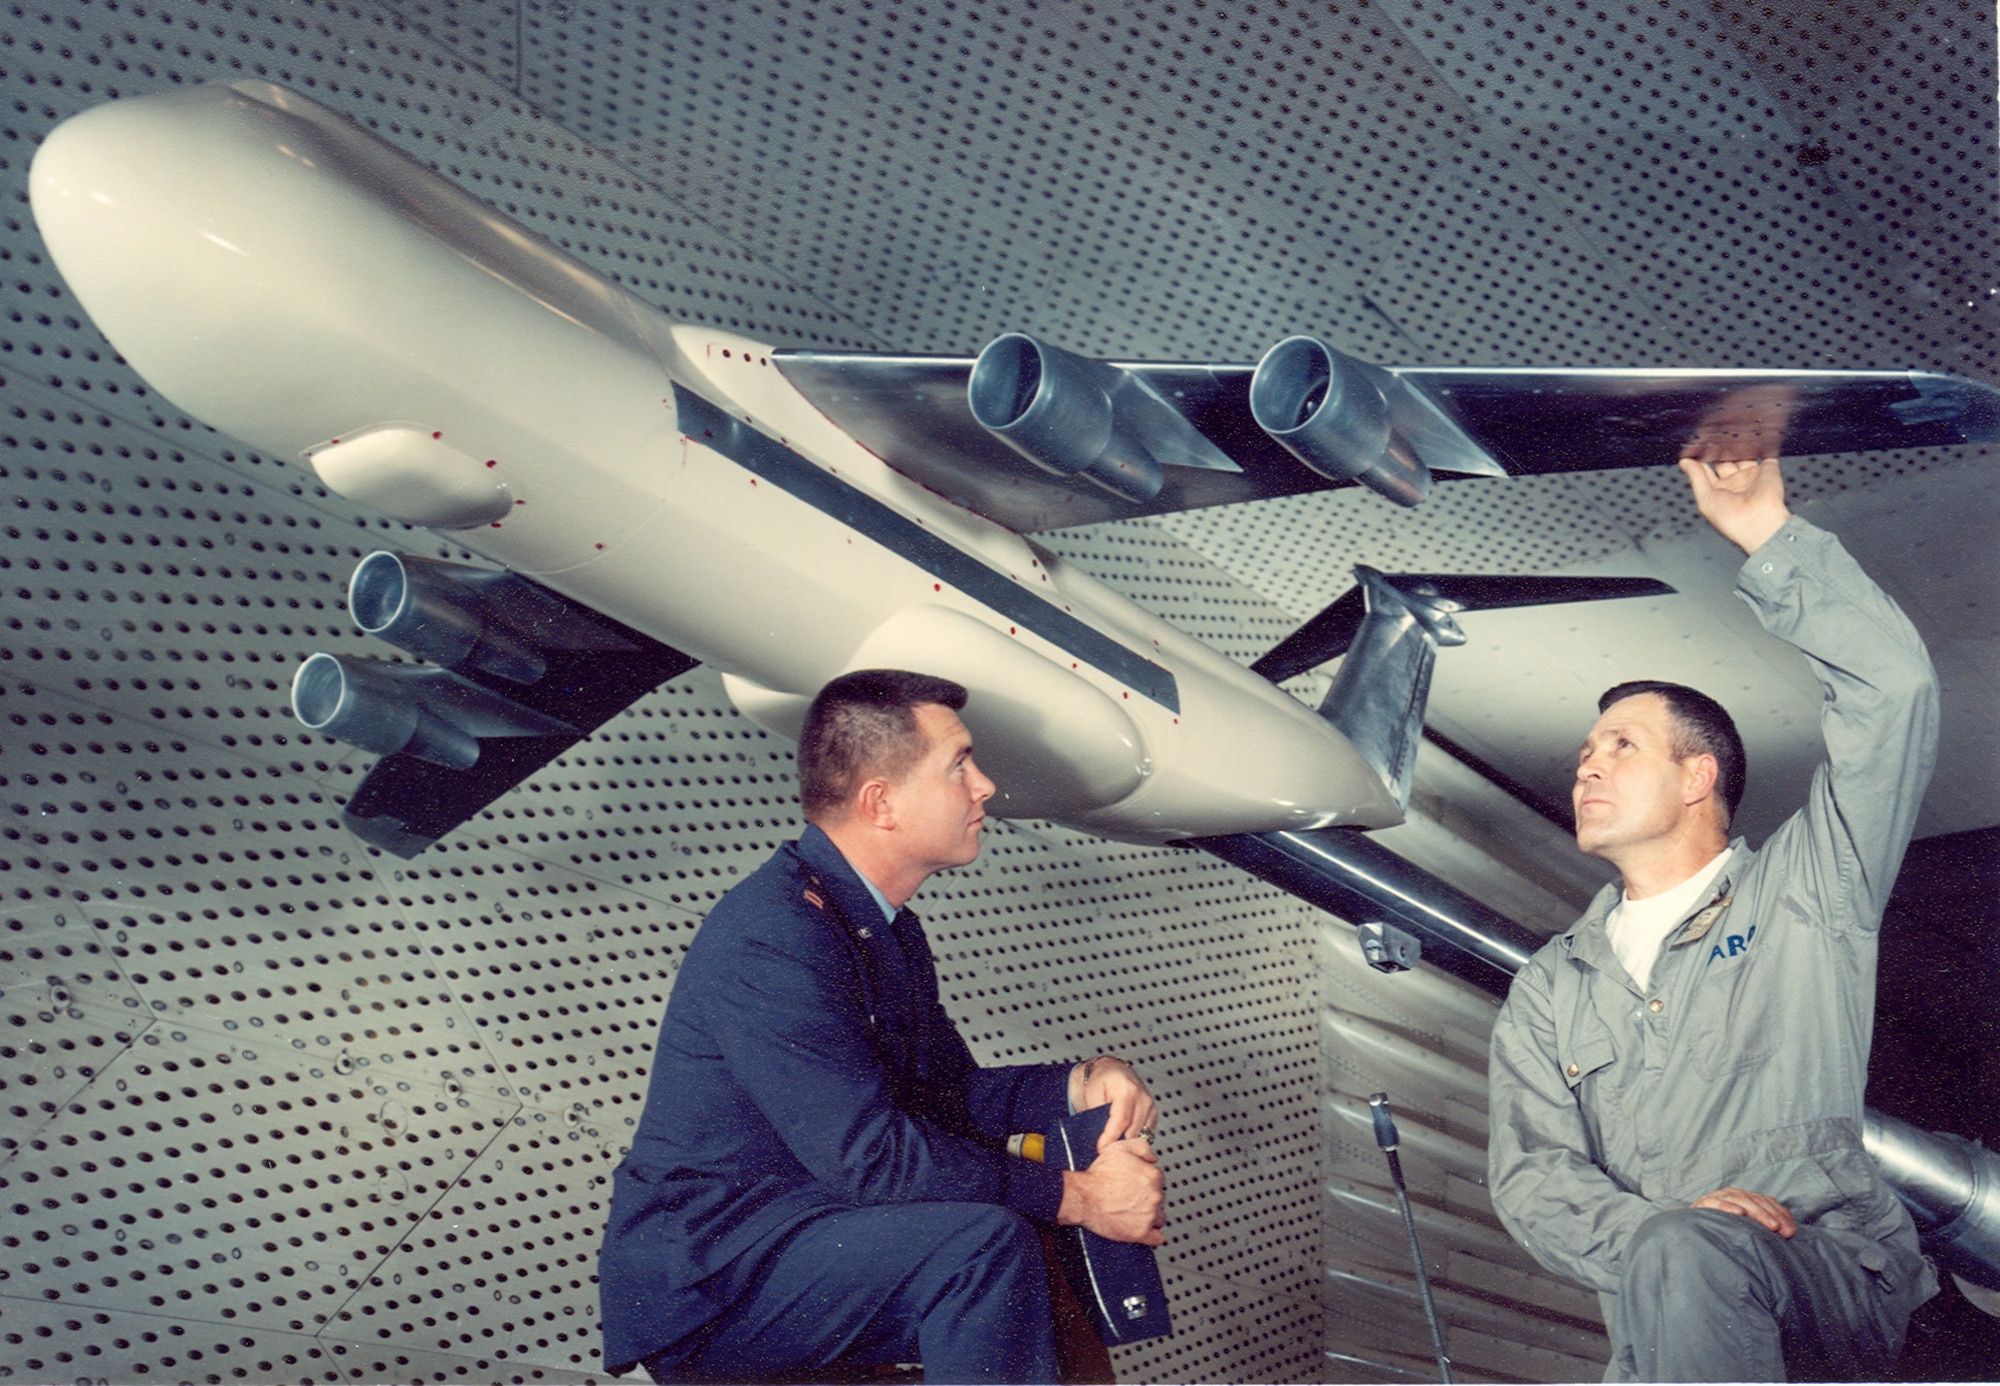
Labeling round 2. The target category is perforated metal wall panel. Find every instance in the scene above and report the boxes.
[3,1,1994,1383]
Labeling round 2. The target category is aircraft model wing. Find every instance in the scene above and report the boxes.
[294,553,699,858]
[776,349,2000,534]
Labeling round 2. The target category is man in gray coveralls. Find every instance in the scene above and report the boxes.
[1487,455,1941,1381]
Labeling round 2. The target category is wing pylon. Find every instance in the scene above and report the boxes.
[294,552,698,856]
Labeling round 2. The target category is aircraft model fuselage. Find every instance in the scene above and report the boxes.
[31,79,1405,847]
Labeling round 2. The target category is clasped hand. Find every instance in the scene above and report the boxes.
[1058,1053,1165,1245]
[1068,1054,1158,1151]
[1056,1136,1165,1246]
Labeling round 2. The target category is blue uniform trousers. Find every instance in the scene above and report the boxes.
[643,1201,1058,1385]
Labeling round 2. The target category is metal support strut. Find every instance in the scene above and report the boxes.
[1370,1092,1453,1384]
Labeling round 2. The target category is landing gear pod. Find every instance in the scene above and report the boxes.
[969,333,1166,502]
[1251,335,1432,507]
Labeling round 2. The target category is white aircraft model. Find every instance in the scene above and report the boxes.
[29,76,2000,1297]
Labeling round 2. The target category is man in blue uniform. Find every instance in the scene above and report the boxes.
[1488,457,1940,1380]
[601,669,1165,1383]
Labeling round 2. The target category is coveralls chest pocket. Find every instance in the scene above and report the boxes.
[1556,1030,1620,1164]
[1685,908,1780,1082]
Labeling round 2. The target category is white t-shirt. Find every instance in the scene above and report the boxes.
[1604,848,1733,992]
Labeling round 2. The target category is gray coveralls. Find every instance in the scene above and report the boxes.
[1487,518,1941,1381]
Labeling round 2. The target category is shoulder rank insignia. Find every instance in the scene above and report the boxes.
[1679,895,1734,943]
[802,888,825,911]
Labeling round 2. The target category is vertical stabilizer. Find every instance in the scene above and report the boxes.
[1249,569,1676,814]
[1317,567,1467,812]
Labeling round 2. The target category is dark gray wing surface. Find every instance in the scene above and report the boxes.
[775,350,2000,534]
[1403,367,2000,476]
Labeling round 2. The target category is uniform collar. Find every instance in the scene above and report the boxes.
[1561,838,1754,964]
[1664,838,1751,948]
[1563,883,1627,976]
[797,825,900,930]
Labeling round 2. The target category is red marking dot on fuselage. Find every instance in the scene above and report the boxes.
[486,459,498,468]
[432,431,442,439]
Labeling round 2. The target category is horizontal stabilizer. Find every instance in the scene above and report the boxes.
[1251,572,1674,687]
[1253,569,1674,814]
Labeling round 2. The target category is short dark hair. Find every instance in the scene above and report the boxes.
[798,669,968,821]
[1598,679,1746,822]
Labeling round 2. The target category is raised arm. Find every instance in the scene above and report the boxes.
[1685,454,1937,923]
[1734,530,1938,926]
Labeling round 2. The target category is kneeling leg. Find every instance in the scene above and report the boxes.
[661,1202,1057,1385]
[1615,1208,1917,1383]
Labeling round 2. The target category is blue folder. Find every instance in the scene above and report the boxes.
[1043,1104,1173,1345]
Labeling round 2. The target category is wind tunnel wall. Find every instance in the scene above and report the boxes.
[1,2,1995,1384]
[0,8,1340,1381]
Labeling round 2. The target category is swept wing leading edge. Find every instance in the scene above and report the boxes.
[776,350,2000,534]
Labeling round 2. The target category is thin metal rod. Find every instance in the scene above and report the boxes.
[1371,1092,1453,1384]
[1188,826,1542,993]
[1384,1148,1454,1383]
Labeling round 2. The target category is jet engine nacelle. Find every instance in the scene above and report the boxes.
[1251,335,1432,507]
[344,549,657,686]
[968,332,1224,502]
[290,552,695,850]
[291,653,572,768]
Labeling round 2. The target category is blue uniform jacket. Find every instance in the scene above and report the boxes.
[599,825,1072,1374]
